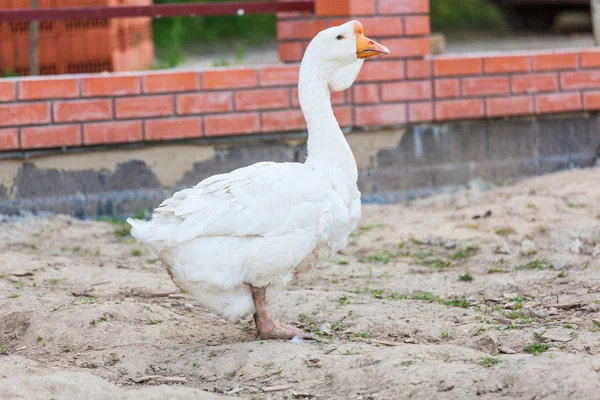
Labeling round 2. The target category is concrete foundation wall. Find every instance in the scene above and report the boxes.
[1,113,598,217]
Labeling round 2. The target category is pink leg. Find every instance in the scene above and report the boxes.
[250,285,314,340]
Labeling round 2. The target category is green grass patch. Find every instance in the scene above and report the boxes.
[450,245,479,260]
[524,343,549,355]
[458,272,474,282]
[487,267,505,274]
[515,259,553,271]
[474,357,501,367]
[495,227,516,236]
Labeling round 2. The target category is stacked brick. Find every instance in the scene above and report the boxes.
[1,0,600,152]
[0,0,154,76]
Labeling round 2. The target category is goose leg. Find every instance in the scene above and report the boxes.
[250,285,314,340]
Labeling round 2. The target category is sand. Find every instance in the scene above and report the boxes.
[1,167,600,400]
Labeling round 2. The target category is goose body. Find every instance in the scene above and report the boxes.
[128,20,389,338]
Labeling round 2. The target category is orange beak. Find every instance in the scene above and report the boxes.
[355,23,390,59]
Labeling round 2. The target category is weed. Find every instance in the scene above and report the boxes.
[359,225,378,231]
[333,260,349,265]
[131,249,142,257]
[458,272,474,282]
[475,357,501,367]
[209,351,216,357]
[0,273,5,279]
[358,332,370,338]
[502,310,522,320]
[409,235,422,245]
[212,59,230,67]
[12,281,24,289]
[412,291,435,301]
[568,203,585,209]
[32,282,37,287]
[8,294,20,299]
[439,298,471,308]
[387,292,405,301]
[499,325,523,331]
[495,227,516,236]
[148,319,162,325]
[338,295,351,306]
[526,203,537,209]
[538,226,547,234]
[514,259,553,271]
[398,241,406,249]
[487,267,504,274]
[557,269,567,278]
[451,245,479,260]
[563,324,574,329]
[344,350,354,355]
[596,213,600,220]
[472,326,486,336]
[524,343,549,355]
[441,331,449,338]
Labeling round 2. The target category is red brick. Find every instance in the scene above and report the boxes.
[408,102,433,123]
[278,42,304,62]
[21,125,81,149]
[484,56,531,74]
[176,92,232,115]
[81,76,140,97]
[145,117,202,141]
[404,16,430,36]
[407,60,431,78]
[584,91,600,110]
[0,103,50,127]
[260,65,300,86]
[560,70,600,90]
[379,0,429,13]
[534,53,578,71]
[19,78,78,100]
[235,89,289,111]
[461,76,509,96]
[83,120,143,145]
[334,106,352,126]
[434,79,459,98]
[353,84,379,104]
[0,82,16,102]
[315,0,375,16]
[512,73,558,94]
[0,128,18,150]
[261,109,306,132]
[202,69,257,90]
[277,20,326,39]
[382,81,432,101]
[357,60,404,82]
[360,17,403,37]
[143,72,200,94]
[53,99,112,122]
[355,103,406,126]
[486,96,533,118]
[435,99,484,121]
[331,91,346,105]
[385,37,430,58]
[536,93,581,113]
[205,113,259,136]
[433,57,482,77]
[115,95,172,119]
[580,51,600,68]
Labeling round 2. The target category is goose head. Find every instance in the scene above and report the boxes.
[302,20,390,92]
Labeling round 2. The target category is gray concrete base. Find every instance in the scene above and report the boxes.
[1,113,598,217]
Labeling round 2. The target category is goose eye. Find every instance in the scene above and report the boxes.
[336,35,344,40]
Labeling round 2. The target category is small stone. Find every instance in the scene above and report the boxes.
[403,338,416,344]
[320,323,332,335]
[494,243,510,255]
[473,332,498,355]
[443,240,457,250]
[521,239,537,254]
[437,380,455,392]
[499,347,516,354]
[553,261,569,271]
[546,347,561,352]
[184,303,194,309]
[569,239,583,254]
[421,238,431,245]
[540,332,573,343]
[430,237,442,247]
[530,308,549,319]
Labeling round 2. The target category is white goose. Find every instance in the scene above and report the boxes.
[128,21,389,339]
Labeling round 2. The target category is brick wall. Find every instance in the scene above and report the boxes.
[1,0,599,152]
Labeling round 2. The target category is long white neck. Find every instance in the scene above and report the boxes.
[300,55,358,184]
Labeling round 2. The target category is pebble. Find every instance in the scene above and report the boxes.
[494,243,510,255]
[499,347,516,354]
[290,336,304,345]
[569,239,583,254]
[531,308,549,319]
[474,332,498,355]
[184,303,194,310]
[320,323,333,335]
[540,332,573,343]
[521,239,537,254]
[443,240,457,250]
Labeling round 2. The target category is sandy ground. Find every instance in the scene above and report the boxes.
[1,167,600,400]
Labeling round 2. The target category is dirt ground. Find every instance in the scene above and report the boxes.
[1,167,600,400]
